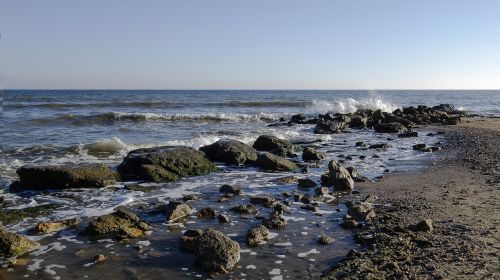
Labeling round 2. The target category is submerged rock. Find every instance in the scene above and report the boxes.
[0,227,39,257]
[324,160,354,191]
[13,164,117,191]
[252,135,299,157]
[164,202,193,222]
[28,218,79,235]
[118,146,216,182]
[302,147,325,161]
[85,208,151,240]
[194,228,240,274]
[246,224,270,246]
[255,153,296,172]
[200,139,258,165]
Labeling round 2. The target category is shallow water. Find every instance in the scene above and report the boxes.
[1,90,498,279]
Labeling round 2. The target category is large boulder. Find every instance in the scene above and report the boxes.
[200,139,258,166]
[118,146,217,182]
[324,160,354,191]
[314,120,347,134]
[13,164,117,191]
[85,208,151,240]
[252,135,298,157]
[373,123,408,134]
[194,228,240,274]
[302,147,325,161]
[0,227,39,257]
[255,153,296,172]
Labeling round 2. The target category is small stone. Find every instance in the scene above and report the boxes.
[249,196,276,207]
[317,234,334,244]
[196,207,216,219]
[182,194,199,201]
[263,211,287,229]
[231,204,257,214]
[411,219,434,232]
[93,254,106,264]
[246,225,270,246]
[218,214,230,223]
[219,184,241,195]
[314,187,329,196]
[298,178,317,188]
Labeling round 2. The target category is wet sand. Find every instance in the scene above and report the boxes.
[323,117,500,279]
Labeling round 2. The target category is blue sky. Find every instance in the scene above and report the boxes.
[1,0,499,89]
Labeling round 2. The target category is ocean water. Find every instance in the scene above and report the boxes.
[0,90,499,279]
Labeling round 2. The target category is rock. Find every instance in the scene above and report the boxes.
[252,135,298,157]
[0,227,39,257]
[28,218,79,235]
[368,143,389,149]
[263,211,287,229]
[249,196,276,207]
[197,208,216,219]
[179,229,203,252]
[432,104,455,113]
[411,219,434,232]
[346,166,359,178]
[298,178,317,188]
[93,254,106,264]
[270,176,297,185]
[398,131,418,138]
[444,117,461,125]
[302,147,325,161]
[85,208,151,240]
[13,164,117,191]
[349,115,368,128]
[374,123,408,133]
[314,187,329,196]
[318,234,334,244]
[124,183,154,192]
[182,194,199,201]
[219,184,241,195]
[314,120,347,134]
[301,204,318,211]
[273,204,290,214]
[355,141,365,147]
[231,204,257,214]
[0,204,56,225]
[218,214,230,223]
[246,225,270,246]
[290,113,308,123]
[194,229,240,274]
[372,109,385,122]
[118,146,216,182]
[200,139,258,165]
[255,153,296,172]
[164,202,193,222]
[348,202,375,221]
[413,143,426,151]
[325,160,354,191]
[341,215,358,229]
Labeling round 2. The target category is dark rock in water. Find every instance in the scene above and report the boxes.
[0,227,39,257]
[318,234,335,244]
[348,202,375,221]
[302,147,325,161]
[250,196,276,207]
[410,219,434,232]
[274,203,290,214]
[300,166,309,173]
[269,175,297,185]
[374,123,408,134]
[231,204,257,214]
[0,204,56,225]
[252,135,298,157]
[413,143,426,151]
[182,194,199,201]
[398,131,418,138]
[444,117,461,125]
[179,229,203,252]
[219,184,241,195]
[314,120,347,134]
[218,214,230,223]
[164,202,193,222]
[346,166,359,179]
[349,115,368,128]
[372,109,385,122]
[263,211,287,229]
[324,160,354,191]
[85,208,151,240]
[13,164,117,191]
[255,153,296,172]
[432,104,455,113]
[93,254,106,264]
[341,215,358,229]
[197,207,216,219]
[194,228,240,274]
[124,183,154,192]
[314,186,329,196]
[28,218,79,235]
[200,139,258,166]
[246,224,269,246]
[301,204,319,211]
[368,143,389,149]
[290,113,307,123]
[298,178,317,188]
[355,141,365,147]
[118,146,217,182]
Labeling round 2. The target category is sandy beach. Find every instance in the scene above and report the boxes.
[323,117,500,279]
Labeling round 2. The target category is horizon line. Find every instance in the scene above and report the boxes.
[3,88,500,91]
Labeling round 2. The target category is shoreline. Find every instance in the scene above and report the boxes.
[322,117,500,279]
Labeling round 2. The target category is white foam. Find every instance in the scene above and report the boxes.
[309,96,398,115]
[273,242,293,247]
[297,248,320,258]
[27,259,44,271]
[43,264,65,276]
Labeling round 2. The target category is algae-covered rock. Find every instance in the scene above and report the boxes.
[164,202,193,222]
[255,153,296,172]
[246,225,270,246]
[0,227,39,257]
[194,228,240,274]
[118,146,217,182]
[85,208,151,240]
[13,164,117,191]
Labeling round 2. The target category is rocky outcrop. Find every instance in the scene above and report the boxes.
[118,146,217,182]
[85,208,151,240]
[246,225,270,246]
[323,160,354,191]
[200,139,258,165]
[13,164,117,191]
[255,153,296,172]
[0,227,39,257]
[252,135,298,157]
[28,218,79,235]
[194,228,240,274]
[302,147,325,161]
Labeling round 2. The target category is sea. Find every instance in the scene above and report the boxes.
[0,90,499,279]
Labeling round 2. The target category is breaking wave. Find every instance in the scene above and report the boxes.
[308,97,399,114]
